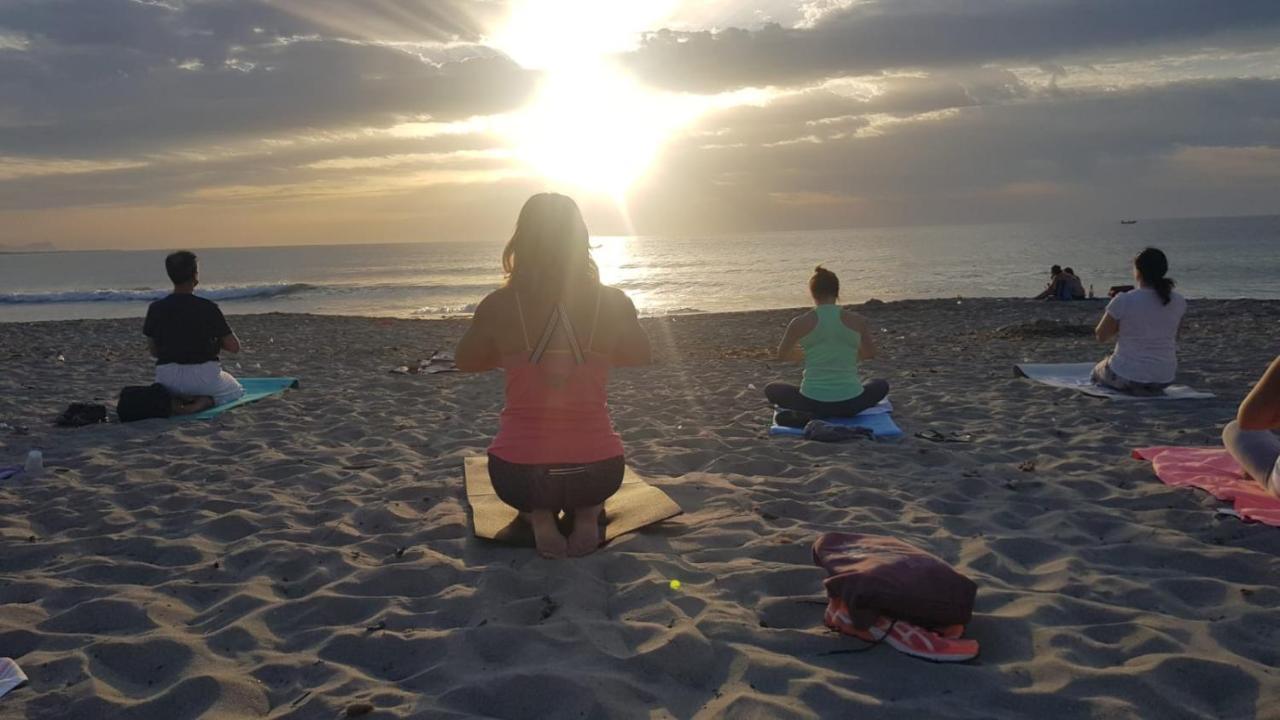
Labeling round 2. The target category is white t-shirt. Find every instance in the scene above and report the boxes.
[1105,287,1186,384]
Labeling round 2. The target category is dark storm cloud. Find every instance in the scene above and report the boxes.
[626,0,1280,92]
[0,0,532,157]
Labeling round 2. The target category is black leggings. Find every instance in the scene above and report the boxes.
[765,379,890,419]
[488,454,624,513]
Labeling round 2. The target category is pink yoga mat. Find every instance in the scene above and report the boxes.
[1133,446,1280,526]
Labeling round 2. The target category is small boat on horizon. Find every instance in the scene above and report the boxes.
[1120,219,1138,224]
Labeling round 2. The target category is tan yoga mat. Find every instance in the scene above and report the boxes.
[463,456,683,545]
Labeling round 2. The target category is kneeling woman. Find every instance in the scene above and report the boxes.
[456,194,651,559]
[765,266,888,426]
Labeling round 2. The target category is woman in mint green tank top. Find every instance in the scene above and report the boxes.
[764,266,889,425]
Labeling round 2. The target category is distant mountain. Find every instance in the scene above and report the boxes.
[0,241,58,253]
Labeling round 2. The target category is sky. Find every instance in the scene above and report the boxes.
[1,0,1278,249]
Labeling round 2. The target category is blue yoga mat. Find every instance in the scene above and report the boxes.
[186,378,299,420]
[768,408,905,439]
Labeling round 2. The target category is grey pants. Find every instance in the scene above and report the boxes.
[1091,357,1170,396]
[1222,420,1280,494]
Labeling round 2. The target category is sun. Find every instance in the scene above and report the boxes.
[505,65,700,199]
[489,0,697,200]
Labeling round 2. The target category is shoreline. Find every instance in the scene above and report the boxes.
[2,298,1278,718]
[6,292,1280,326]
[0,292,1238,327]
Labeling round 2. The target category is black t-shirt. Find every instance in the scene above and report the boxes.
[143,294,233,365]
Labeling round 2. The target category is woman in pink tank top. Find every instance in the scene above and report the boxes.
[456,194,652,558]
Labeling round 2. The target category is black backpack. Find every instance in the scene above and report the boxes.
[117,384,173,422]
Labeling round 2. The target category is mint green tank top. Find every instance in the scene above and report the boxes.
[799,304,864,402]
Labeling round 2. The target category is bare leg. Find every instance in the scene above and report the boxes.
[528,509,567,559]
[567,504,604,557]
[1223,420,1280,492]
[171,395,215,416]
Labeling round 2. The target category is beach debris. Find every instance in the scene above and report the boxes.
[55,353,65,363]
[916,430,974,443]
[0,657,28,699]
[669,579,682,590]
[1018,460,1037,473]
[539,595,559,621]
[345,702,375,717]
[24,450,43,477]
[1215,507,1244,520]
[0,467,20,482]
[0,422,30,436]
[389,351,457,375]
[365,620,387,633]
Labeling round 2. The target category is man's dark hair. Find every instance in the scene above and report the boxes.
[1050,265,1062,275]
[1064,267,1075,275]
[166,251,198,285]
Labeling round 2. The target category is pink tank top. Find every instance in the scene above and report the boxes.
[487,291,624,465]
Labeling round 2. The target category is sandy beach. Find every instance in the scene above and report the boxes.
[1,297,1278,719]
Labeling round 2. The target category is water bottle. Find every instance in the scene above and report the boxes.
[24,450,43,477]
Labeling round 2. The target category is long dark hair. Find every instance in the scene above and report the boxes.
[502,193,599,296]
[1134,247,1175,305]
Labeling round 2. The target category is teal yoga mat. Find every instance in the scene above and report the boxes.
[186,378,299,420]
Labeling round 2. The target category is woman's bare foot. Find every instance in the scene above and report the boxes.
[528,510,567,559]
[567,504,603,557]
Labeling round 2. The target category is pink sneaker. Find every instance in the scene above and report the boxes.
[824,598,979,662]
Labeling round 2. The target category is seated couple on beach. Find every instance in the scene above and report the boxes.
[765,266,889,428]
[1224,356,1280,497]
[143,251,245,415]
[1091,248,1186,396]
[456,194,652,559]
[1034,265,1086,301]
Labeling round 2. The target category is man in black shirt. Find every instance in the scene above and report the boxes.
[143,251,244,414]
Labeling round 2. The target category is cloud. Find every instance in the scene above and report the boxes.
[0,0,534,157]
[1,0,1278,248]
[625,0,1280,92]
[626,77,1280,231]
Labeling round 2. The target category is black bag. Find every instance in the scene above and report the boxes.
[55,403,107,428]
[117,384,173,422]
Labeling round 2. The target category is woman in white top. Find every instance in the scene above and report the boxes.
[1092,247,1186,396]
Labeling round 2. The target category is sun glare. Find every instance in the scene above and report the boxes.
[490,1,697,201]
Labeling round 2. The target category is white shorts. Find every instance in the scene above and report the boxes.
[155,361,245,406]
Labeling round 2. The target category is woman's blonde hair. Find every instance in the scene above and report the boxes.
[502,193,599,295]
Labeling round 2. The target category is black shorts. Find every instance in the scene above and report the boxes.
[487,454,624,513]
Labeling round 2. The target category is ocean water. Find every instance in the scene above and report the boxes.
[1,215,1277,323]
